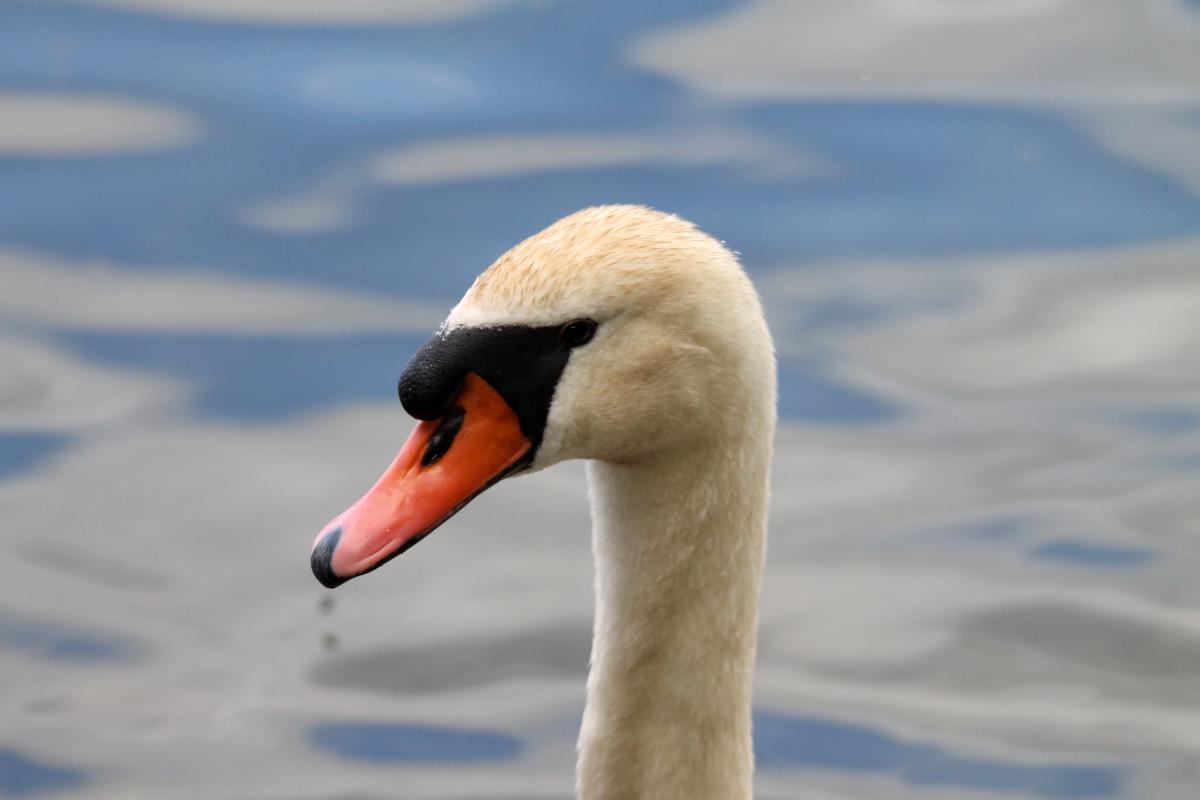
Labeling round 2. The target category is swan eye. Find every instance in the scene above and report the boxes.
[560,319,597,347]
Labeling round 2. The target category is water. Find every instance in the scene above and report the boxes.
[2,1,1199,797]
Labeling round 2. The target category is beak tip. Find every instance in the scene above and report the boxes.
[311,527,348,589]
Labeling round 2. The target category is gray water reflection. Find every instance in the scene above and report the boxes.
[2,1,1199,798]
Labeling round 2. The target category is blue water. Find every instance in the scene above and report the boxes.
[2,1,1199,798]
[1030,541,1155,569]
[3,5,1198,293]
[0,749,87,798]
[0,611,142,664]
[309,721,523,763]
[0,434,69,481]
[753,712,1122,798]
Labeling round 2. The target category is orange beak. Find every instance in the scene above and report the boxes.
[311,373,531,587]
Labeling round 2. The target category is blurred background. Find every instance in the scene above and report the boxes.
[2,1,1200,798]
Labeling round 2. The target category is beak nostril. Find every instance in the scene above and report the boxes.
[422,406,466,467]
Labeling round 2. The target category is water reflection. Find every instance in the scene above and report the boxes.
[309,623,589,696]
[0,93,198,157]
[753,712,1121,798]
[56,331,427,420]
[1,0,1199,798]
[0,749,87,797]
[309,721,523,764]
[1029,540,1155,568]
[0,434,67,481]
[0,611,142,664]
[776,358,895,423]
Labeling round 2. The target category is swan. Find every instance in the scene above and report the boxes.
[310,205,776,799]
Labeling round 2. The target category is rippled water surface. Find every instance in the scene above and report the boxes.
[3,2,1200,798]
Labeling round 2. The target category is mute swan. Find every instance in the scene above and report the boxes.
[311,205,776,799]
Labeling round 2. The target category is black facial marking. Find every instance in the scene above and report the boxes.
[397,324,584,455]
[421,405,465,466]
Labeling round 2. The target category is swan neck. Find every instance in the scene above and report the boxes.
[577,439,769,800]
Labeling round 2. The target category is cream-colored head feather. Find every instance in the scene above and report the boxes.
[446,205,774,468]
[449,205,752,327]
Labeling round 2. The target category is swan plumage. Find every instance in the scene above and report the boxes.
[312,205,775,799]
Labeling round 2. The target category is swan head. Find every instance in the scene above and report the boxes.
[311,205,774,588]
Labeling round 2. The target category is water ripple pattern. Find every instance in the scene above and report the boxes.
[1,1,1198,798]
